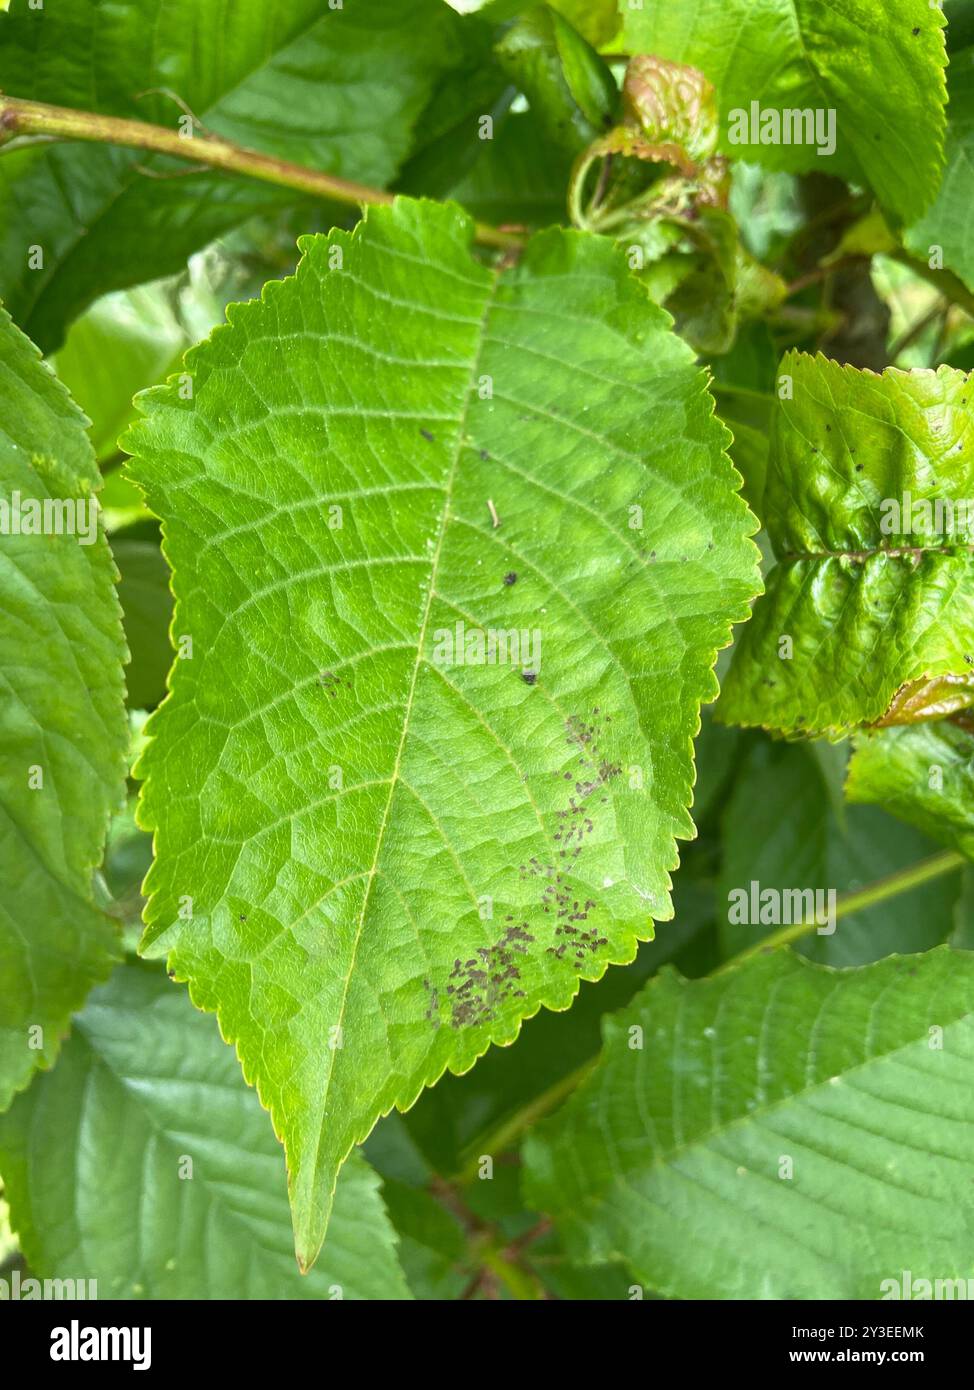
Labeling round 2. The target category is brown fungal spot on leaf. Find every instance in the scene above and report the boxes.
[444,922,536,1029]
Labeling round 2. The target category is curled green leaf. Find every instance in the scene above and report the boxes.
[722,352,974,737]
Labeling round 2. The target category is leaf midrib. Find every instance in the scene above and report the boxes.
[307,262,504,1223]
[777,543,974,561]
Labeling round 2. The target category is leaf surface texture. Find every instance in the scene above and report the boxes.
[525,946,974,1298]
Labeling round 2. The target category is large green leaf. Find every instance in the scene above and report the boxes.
[621,0,947,225]
[124,197,760,1269]
[524,945,974,1298]
[721,352,974,736]
[0,305,126,1111]
[0,961,410,1299]
[0,0,470,351]
[906,46,974,293]
[847,719,974,858]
